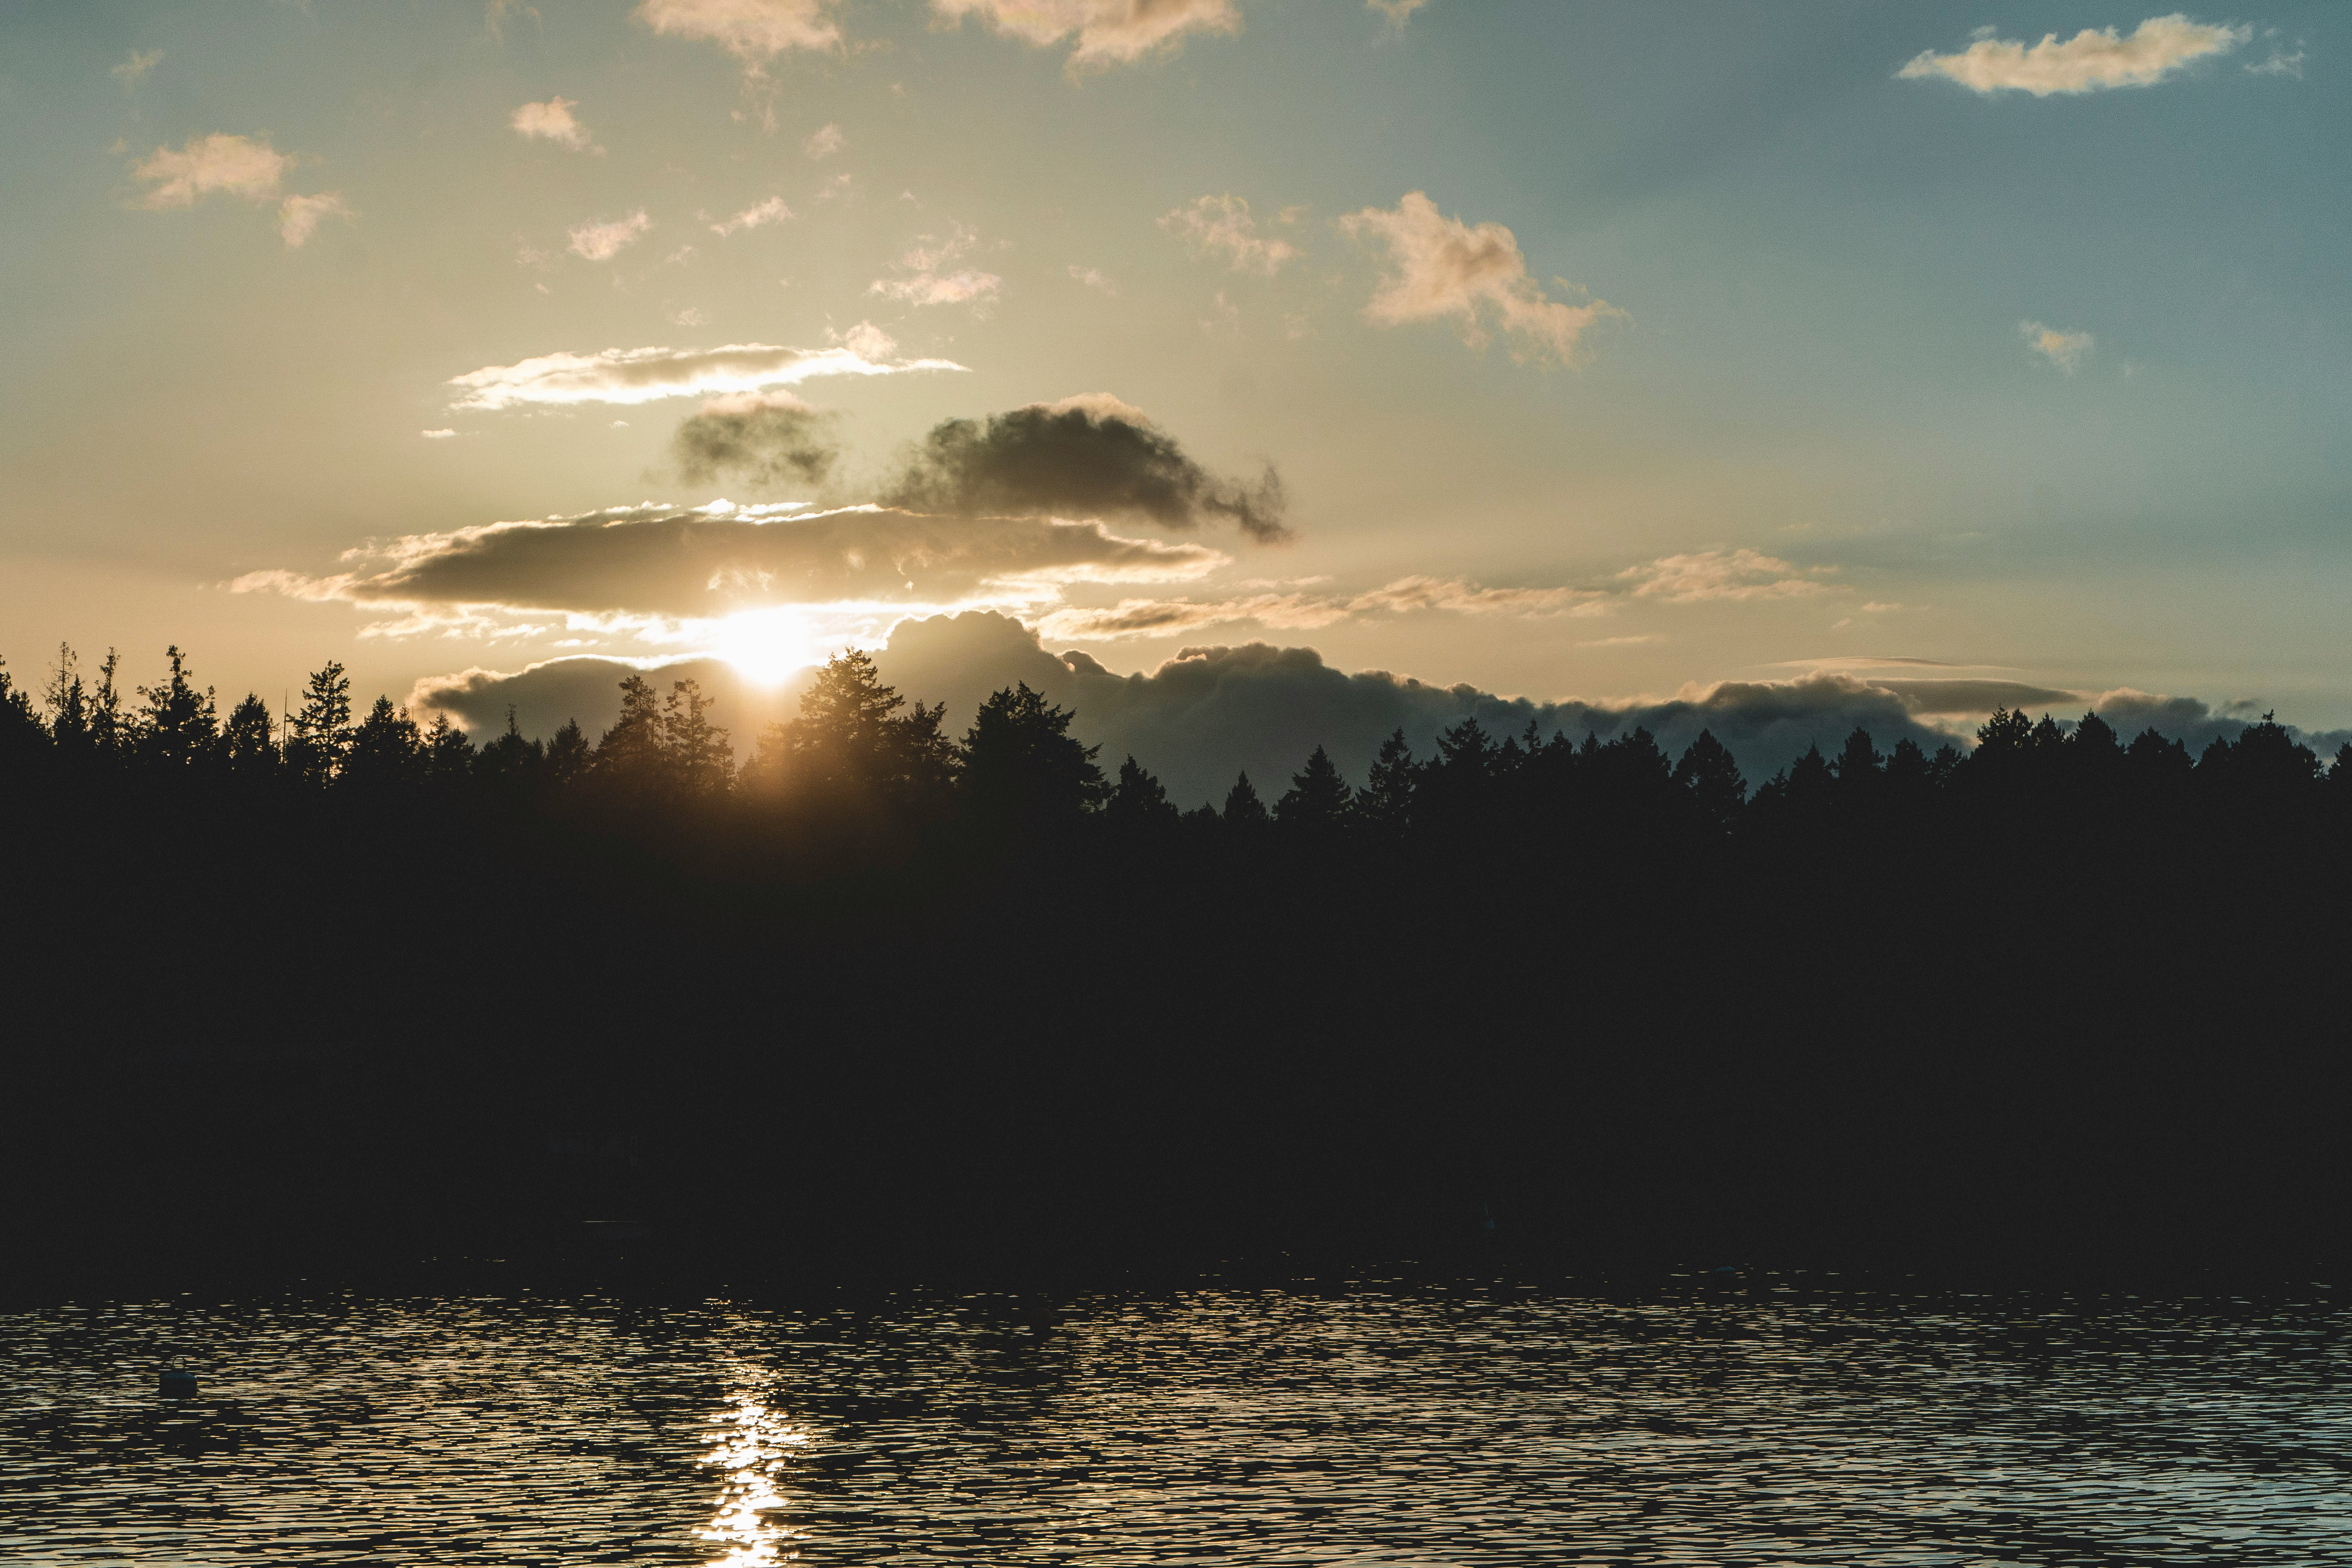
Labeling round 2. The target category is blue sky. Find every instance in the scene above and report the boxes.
[1,0,2344,743]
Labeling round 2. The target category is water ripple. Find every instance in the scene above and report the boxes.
[2,1285,2345,1564]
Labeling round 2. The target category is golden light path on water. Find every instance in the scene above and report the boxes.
[696,1377,811,1568]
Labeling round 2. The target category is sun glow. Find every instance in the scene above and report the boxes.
[709,607,819,686]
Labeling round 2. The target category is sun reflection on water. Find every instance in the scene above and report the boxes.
[696,1390,811,1567]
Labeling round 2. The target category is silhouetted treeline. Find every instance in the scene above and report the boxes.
[7,642,2348,862]
[4,641,2350,1294]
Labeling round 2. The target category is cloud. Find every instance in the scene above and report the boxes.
[1068,265,1118,294]
[234,502,1226,627]
[569,210,652,261]
[671,393,838,488]
[277,192,353,248]
[871,271,1001,307]
[2022,320,2094,373]
[1340,191,1618,362]
[1367,0,1426,26]
[869,228,1002,309]
[408,612,2352,809]
[835,320,897,359]
[2247,45,2305,77]
[879,396,1290,542]
[711,195,793,236]
[446,340,965,410]
[803,122,846,159]
[511,96,598,151]
[1899,15,2249,95]
[930,0,1241,71]
[421,428,458,440]
[633,0,843,69]
[1618,548,1834,602]
[1161,195,1299,275]
[111,49,164,87]
[131,134,289,208]
[1033,574,1603,641]
[863,617,1993,803]
[412,654,805,743]
[485,1,542,40]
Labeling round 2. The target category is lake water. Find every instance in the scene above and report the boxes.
[4,1279,2346,1565]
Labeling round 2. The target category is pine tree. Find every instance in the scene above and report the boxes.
[43,644,91,757]
[1356,728,1418,839]
[960,682,1105,830]
[1106,754,1179,831]
[287,660,353,785]
[221,693,279,778]
[1672,730,1747,833]
[422,713,476,789]
[544,719,592,789]
[476,707,544,794]
[592,674,669,795]
[1221,771,1269,828]
[1276,745,1352,832]
[132,646,219,773]
[344,695,423,789]
[88,649,127,759]
[662,679,733,799]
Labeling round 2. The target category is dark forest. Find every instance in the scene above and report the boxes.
[6,642,2349,1292]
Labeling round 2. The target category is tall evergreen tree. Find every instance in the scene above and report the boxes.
[745,650,949,810]
[344,696,423,789]
[43,644,92,759]
[544,719,592,789]
[476,707,545,794]
[132,646,219,773]
[592,674,669,795]
[1356,728,1418,839]
[1672,730,1747,833]
[221,693,279,778]
[1105,754,1179,831]
[88,648,127,759]
[421,713,476,790]
[662,679,733,799]
[960,682,1105,830]
[1221,771,1269,828]
[1276,744,1352,832]
[287,660,353,786]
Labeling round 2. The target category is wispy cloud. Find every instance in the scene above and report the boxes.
[1618,548,1834,603]
[1899,15,2249,95]
[131,134,290,208]
[633,0,843,71]
[278,192,354,248]
[511,96,599,152]
[1037,573,1605,641]
[1068,265,1117,295]
[931,0,1240,71]
[447,341,965,411]
[1161,195,1299,276]
[110,48,164,87]
[710,195,793,236]
[2247,40,2306,77]
[802,121,846,159]
[568,210,652,261]
[1366,0,1427,28]
[1340,191,1619,363]
[869,227,1001,310]
[2021,320,2094,373]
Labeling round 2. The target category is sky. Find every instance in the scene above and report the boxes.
[2,1,2346,789]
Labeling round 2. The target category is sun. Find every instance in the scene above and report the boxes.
[708,608,817,686]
